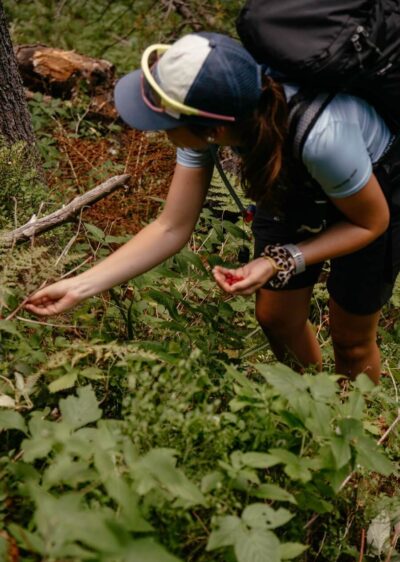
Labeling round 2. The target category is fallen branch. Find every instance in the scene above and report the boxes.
[1,174,131,244]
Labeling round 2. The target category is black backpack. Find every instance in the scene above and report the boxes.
[236,0,400,135]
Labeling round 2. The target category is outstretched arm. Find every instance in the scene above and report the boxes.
[25,164,212,315]
[214,172,390,294]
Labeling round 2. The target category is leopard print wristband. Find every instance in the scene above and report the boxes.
[261,244,297,288]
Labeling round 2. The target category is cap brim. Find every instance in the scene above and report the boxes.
[114,69,182,131]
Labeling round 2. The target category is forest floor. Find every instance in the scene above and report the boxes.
[49,125,174,235]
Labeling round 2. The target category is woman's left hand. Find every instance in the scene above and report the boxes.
[213,257,276,295]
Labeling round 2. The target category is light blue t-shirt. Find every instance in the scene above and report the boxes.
[176,85,392,199]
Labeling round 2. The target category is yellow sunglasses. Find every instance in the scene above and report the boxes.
[141,44,236,122]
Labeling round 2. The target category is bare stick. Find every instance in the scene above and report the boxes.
[1,174,131,244]
[358,529,366,562]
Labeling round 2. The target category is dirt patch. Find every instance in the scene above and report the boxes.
[49,126,175,235]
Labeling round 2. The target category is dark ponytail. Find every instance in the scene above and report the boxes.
[240,76,288,204]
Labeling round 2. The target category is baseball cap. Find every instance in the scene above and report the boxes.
[114,32,263,131]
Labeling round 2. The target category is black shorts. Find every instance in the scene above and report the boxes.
[252,137,400,316]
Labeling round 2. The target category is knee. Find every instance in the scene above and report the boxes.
[255,303,306,337]
[332,333,377,363]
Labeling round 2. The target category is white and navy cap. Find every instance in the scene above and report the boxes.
[114,32,263,130]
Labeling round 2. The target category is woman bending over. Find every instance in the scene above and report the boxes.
[26,33,400,384]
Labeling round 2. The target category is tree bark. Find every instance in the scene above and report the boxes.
[1,174,131,244]
[0,1,43,174]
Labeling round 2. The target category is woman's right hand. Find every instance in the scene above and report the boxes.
[24,279,86,316]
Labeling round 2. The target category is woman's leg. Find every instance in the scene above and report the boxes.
[255,286,322,371]
[329,298,381,384]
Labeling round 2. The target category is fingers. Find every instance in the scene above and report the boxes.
[24,283,79,316]
[24,298,64,316]
[213,260,274,296]
[213,266,257,295]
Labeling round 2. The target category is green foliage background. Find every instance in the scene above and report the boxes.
[0,2,399,561]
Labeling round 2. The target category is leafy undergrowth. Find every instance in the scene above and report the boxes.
[0,202,399,561]
[1,1,400,555]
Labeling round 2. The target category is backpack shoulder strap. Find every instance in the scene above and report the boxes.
[288,90,337,161]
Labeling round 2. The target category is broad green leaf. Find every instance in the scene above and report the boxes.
[338,390,365,419]
[330,436,352,469]
[306,373,337,402]
[289,394,312,421]
[241,452,282,469]
[31,488,121,554]
[253,484,297,505]
[225,364,257,393]
[80,366,104,380]
[104,476,153,532]
[8,523,45,554]
[94,447,115,480]
[355,436,393,475]
[59,385,102,430]
[327,465,352,493]
[0,320,21,337]
[267,450,314,483]
[242,504,293,530]
[234,529,280,562]
[280,542,308,559]
[267,449,298,465]
[84,222,105,241]
[304,402,333,437]
[337,418,364,441]
[0,410,27,433]
[147,289,179,320]
[43,453,95,488]
[178,248,207,273]
[124,537,182,562]
[207,516,243,550]
[22,420,55,462]
[256,364,308,396]
[354,374,376,393]
[295,491,334,514]
[363,421,381,436]
[222,221,247,238]
[48,372,78,393]
[135,449,205,506]
[201,471,224,493]
[284,463,312,483]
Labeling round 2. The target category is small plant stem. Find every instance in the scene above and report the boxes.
[379,362,400,445]
[15,316,81,330]
[55,208,84,266]
[60,255,94,278]
[384,527,400,562]
[378,413,400,445]
[358,528,366,562]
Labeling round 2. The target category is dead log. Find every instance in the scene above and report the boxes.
[1,174,131,244]
[16,44,117,118]
[15,44,115,98]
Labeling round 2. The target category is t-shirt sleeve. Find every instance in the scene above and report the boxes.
[302,121,372,198]
[176,147,213,168]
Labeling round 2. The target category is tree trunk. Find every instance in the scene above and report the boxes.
[0,1,43,175]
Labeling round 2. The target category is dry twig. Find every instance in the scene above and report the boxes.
[1,174,130,244]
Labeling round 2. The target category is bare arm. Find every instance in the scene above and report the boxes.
[298,172,389,264]
[25,164,212,315]
[214,173,390,294]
